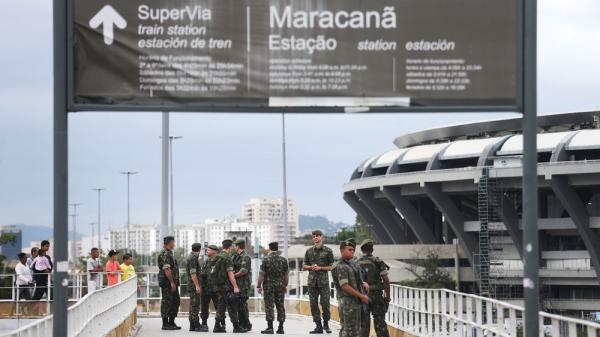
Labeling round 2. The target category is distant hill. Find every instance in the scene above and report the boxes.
[11,224,83,247]
[12,225,52,246]
[299,215,351,236]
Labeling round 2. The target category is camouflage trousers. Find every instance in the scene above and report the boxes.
[338,297,363,337]
[200,290,226,323]
[264,285,285,322]
[237,292,251,328]
[360,290,389,337]
[160,286,181,319]
[308,283,331,322]
[188,287,201,323]
[225,291,240,324]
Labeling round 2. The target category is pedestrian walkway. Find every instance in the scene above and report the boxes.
[137,314,340,337]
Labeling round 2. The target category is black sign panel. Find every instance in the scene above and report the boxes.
[71,0,521,112]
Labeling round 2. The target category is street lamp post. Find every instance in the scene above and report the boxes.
[91,188,106,251]
[120,171,138,253]
[69,203,81,269]
[89,222,96,250]
[169,136,182,234]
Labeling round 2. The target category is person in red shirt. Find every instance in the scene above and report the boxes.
[106,250,121,286]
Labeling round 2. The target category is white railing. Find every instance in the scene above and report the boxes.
[387,285,600,337]
[1,277,137,337]
[4,271,600,337]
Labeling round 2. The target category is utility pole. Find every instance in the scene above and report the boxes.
[69,203,81,269]
[120,172,138,252]
[169,136,182,233]
[92,188,105,251]
[281,113,289,260]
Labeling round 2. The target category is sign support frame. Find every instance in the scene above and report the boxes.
[521,0,539,336]
[52,1,536,335]
[53,0,70,335]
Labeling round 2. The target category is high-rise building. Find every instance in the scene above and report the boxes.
[109,224,160,255]
[241,198,300,242]
[0,226,22,260]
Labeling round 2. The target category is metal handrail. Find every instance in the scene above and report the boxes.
[0,277,137,337]
[4,271,600,336]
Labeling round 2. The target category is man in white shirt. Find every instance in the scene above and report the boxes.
[16,253,34,300]
[87,248,103,294]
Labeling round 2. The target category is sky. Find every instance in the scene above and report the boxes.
[1,1,599,236]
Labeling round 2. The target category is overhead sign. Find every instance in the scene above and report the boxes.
[71,0,521,112]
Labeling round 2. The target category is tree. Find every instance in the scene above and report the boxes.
[400,249,455,290]
[0,234,16,246]
[335,226,372,244]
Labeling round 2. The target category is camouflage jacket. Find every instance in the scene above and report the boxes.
[185,251,201,290]
[206,254,234,292]
[232,250,252,290]
[303,245,334,286]
[332,258,363,300]
[158,248,180,286]
[357,254,389,291]
[260,251,288,288]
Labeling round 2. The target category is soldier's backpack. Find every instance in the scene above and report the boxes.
[358,256,389,291]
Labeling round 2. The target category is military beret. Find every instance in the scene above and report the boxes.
[234,239,245,245]
[207,244,220,251]
[268,241,279,251]
[222,239,233,245]
[360,239,374,247]
[340,238,356,249]
[191,243,202,250]
[312,230,323,236]
[163,236,175,244]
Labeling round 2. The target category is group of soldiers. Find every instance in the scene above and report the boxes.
[156,230,391,337]
[305,230,391,337]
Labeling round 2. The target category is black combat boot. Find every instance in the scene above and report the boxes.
[233,322,248,333]
[276,322,284,334]
[323,320,332,334]
[213,321,226,333]
[261,321,274,334]
[162,317,176,330]
[198,319,209,332]
[309,321,323,334]
[189,321,197,331]
[169,317,182,330]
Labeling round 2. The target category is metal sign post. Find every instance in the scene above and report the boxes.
[522,0,538,335]
[53,0,69,334]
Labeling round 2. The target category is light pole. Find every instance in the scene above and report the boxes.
[89,222,96,250]
[69,203,81,269]
[120,171,138,252]
[281,113,289,260]
[169,136,182,233]
[91,188,106,251]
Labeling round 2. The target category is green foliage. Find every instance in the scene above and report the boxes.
[0,234,17,246]
[400,249,455,290]
[335,225,373,244]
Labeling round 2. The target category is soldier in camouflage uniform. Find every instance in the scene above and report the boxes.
[358,239,391,337]
[219,239,244,332]
[186,243,203,332]
[258,241,289,334]
[199,250,210,331]
[233,239,253,331]
[332,239,370,337]
[204,244,244,333]
[157,236,181,330]
[304,230,335,334]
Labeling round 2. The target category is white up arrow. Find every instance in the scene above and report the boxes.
[89,5,127,45]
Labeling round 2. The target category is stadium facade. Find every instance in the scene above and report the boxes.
[343,111,600,315]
